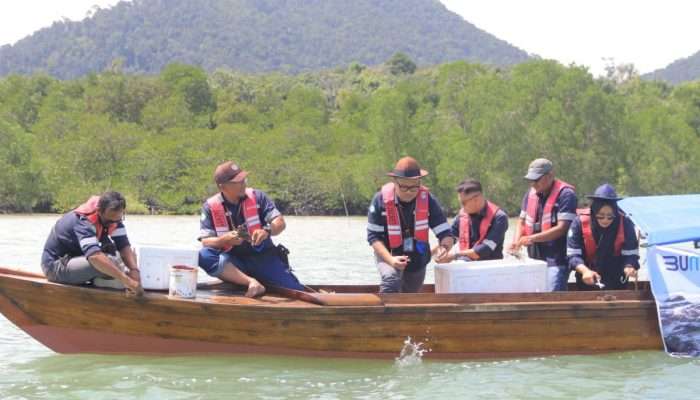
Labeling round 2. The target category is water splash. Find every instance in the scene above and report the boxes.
[395,337,428,367]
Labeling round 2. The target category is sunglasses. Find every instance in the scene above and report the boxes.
[397,183,421,192]
[100,213,125,225]
[595,213,615,221]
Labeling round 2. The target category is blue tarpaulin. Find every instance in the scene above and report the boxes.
[618,195,700,246]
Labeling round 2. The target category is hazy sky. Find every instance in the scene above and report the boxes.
[1,0,698,76]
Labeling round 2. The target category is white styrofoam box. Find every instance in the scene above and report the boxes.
[135,245,199,290]
[434,257,548,294]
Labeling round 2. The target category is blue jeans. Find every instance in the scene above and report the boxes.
[548,265,570,291]
[198,247,304,291]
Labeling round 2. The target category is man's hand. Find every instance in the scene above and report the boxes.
[517,235,534,247]
[624,266,638,278]
[432,245,449,262]
[391,255,410,270]
[507,241,521,253]
[435,251,455,264]
[580,267,601,286]
[223,231,245,247]
[127,268,140,282]
[251,228,269,247]
[122,276,144,298]
[245,279,265,298]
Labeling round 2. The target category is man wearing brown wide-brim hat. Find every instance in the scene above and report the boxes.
[366,157,454,293]
[196,161,305,297]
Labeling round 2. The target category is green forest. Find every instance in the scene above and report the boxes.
[1,57,700,216]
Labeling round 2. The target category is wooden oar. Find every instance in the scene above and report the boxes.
[266,285,385,306]
[266,285,327,305]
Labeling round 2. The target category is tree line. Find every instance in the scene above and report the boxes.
[1,58,699,216]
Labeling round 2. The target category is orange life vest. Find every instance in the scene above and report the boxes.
[382,182,429,249]
[523,179,574,235]
[577,208,625,268]
[207,188,261,252]
[74,195,117,239]
[458,201,500,251]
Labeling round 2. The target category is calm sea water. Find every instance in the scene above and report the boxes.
[1,215,698,399]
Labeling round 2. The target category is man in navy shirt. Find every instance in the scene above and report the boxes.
[509,158,578,291]
[41,191,142,295]
[366,157,454,293]
[198,161,304,297]
[435,179,508,263]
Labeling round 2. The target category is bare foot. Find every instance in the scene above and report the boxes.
[245,280,266,298]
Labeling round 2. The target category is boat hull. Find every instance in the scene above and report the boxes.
[0,268,663,359]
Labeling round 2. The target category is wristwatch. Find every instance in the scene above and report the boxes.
[263,225,272,235]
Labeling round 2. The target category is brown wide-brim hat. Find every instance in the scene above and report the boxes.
[387,156,429,180]
[214,161,248,184]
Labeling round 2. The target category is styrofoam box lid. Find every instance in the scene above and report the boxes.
[134,245,200,291]
[434,257,547,272]
[135,245,200,256]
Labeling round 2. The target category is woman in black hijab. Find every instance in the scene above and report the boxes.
[566,184,640,290]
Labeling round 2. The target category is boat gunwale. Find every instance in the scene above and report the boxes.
[0,266,656,313]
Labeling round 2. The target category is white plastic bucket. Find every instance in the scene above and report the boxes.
[168,265,198,299]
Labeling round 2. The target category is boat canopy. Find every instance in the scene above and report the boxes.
[618,194,700,246]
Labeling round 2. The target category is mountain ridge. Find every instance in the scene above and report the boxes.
[0,0,531,78]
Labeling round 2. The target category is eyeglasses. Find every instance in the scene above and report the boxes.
[595,213,615,221]
[397,183,420,192]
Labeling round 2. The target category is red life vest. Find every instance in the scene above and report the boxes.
[458,201,500,251]
[381,182,429,249]
[207,188,261,251]
[578,208,625,268]
[523,179,575,235]
[74,195,118,239]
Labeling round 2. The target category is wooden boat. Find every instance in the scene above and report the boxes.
[0,266,662,359]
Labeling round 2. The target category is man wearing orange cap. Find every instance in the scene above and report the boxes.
[367,157,454,293]
[197,161,304,297]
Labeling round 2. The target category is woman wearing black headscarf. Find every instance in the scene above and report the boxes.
[566,184,640,290]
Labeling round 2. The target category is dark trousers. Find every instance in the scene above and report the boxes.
[198,247,304,291]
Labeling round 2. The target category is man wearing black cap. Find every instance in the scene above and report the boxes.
[567,183,639,290]
[366,156,454,293]
[434,178,509,263]
[509,158,578,291]
[197,161,304,297]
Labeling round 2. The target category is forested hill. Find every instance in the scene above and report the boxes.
[645,50,700,84]
[0,0,530,79]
